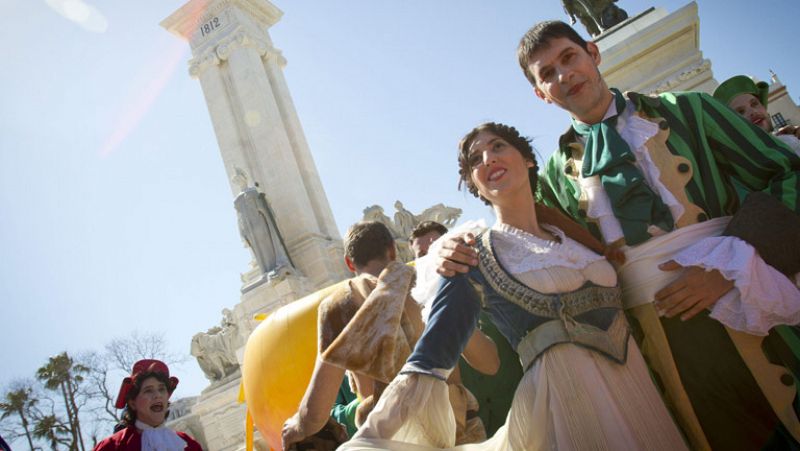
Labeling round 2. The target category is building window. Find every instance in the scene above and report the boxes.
[772,113,788,128]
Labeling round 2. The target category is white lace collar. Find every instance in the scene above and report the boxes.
[490,222,605,275]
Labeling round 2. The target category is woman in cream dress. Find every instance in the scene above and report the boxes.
[341,123,686,451]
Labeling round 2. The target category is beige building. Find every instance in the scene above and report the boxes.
[767,71,800,129]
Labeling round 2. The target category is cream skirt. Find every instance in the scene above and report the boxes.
[342,338,687,451]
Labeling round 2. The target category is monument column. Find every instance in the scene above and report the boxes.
[161,2,351,449]
[162,0,348,289]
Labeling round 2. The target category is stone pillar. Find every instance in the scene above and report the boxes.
[161,0,348,289]
[596,2,717,95]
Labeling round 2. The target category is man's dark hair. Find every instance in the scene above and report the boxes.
[409,221,448,242]
[458,122,538,206]
[344,221,395,268]
[517,20,589,86]
[119,371,172,428]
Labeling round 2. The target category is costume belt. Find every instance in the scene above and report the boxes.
[516,310,630,371]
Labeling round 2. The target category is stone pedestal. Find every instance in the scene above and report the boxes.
[596,2,717,95]
[236,273,315,341]
[191,372,247,451]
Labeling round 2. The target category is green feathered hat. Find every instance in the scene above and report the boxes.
[713,75,770,107]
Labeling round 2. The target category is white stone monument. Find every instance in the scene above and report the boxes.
[161,1,350,449]
[596,2,717,95]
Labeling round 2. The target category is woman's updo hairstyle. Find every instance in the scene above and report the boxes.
[457,122,539,205]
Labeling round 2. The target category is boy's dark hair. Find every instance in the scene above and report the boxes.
[119,371,172,428]
[517,20,589,86]
[344,221,395,268]
[458,122,538,206]
[409,221,448,242]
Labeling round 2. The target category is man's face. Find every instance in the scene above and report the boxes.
[729,93,772,132]
[527,37,609,123]
[411,231,442,258]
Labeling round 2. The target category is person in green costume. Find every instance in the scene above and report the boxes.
[714,75,800,155]
[436,20,800,451]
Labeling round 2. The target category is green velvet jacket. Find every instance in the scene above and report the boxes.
[538,90,800,236]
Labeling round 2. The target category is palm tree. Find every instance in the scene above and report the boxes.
[32,414,70,451]
[0,386,37,450]
[36,353,89,451]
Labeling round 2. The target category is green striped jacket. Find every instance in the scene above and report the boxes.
[538,90,800,239]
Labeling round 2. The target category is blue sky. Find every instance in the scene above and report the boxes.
[2,0,798,433]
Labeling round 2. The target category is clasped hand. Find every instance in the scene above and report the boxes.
[435,233,479,277]
[281,413,304,450]
[655,260,734,321]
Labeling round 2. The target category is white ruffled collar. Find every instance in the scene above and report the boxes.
[136,420,186,451]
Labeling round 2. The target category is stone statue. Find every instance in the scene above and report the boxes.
[393,201,416,238]
[561,0,628,37]
[191,308,241,381]
[234,179,293,280]
[362,205,400,236]
[417,203,463,228]
[361,201,463,263]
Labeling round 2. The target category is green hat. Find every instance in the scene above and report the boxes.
[713,75,770,107]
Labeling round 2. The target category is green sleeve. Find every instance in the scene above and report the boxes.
[330,380,359,437]
[696,92,800,213]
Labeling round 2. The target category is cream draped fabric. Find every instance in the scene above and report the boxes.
[619,217,800,335]
[342,222,687,451]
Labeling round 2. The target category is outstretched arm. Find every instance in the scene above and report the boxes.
[462,329,499,375]
[404,274,483,379]
[281,359,345,450]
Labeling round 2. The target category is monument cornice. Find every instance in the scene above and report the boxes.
[189,27,281,77]
[161,0,283,41]
[648,59,711,94]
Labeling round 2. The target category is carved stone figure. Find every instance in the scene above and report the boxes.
[362,205,400,236]
[561,0,628,36]
[417,204,463,228]
[234,182,293,279]
[360,202,463,263]
[393,201,417,238]
[191,308,241,381]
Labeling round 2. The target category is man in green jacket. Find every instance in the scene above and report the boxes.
[438,20,800,451]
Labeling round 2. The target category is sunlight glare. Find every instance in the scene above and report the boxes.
[45,0,108,33]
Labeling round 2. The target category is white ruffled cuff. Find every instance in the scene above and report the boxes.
[671,235,800,335]
[579,175,624,244]
[399,362,452,381]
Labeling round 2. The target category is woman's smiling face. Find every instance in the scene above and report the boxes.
[130,376,170,427]
[467,130,534,205]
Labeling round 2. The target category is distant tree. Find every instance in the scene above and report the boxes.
[36,353,89,451]
[104,331,188,374]
[32,414,71,450]
[0,383,37,450]
[86,331,188,426]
